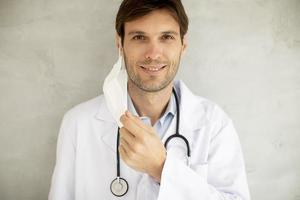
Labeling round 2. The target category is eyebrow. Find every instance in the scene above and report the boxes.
[128,31,146,35]
[127,30,179,35]
[161,31,179,35]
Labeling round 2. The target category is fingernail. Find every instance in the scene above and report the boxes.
[126,111,132,118]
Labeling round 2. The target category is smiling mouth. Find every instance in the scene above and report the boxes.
[140,65,167,72]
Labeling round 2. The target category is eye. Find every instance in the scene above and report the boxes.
[132,35,146,40]
[161,34,175,40]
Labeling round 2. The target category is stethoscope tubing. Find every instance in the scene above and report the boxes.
[111,87,191,197]
[164,88,191,157]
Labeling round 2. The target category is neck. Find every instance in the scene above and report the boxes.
[128,81,173,126]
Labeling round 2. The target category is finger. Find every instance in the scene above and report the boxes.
[126,111,154,133]
[119,142,136,165]
[119,144,129,162]
[120,127,135,146]
[119,133,134,153]
[120,111,154,137]
[120,113,145,138]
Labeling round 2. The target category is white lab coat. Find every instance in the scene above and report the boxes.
[49,80,250,200]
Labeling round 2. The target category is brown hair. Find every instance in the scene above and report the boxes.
[115,0,189,44]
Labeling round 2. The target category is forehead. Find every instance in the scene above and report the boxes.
[124,9,180,35]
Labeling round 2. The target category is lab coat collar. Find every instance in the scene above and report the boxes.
[95,80,208,151]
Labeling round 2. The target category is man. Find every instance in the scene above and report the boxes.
[49,0,251,199]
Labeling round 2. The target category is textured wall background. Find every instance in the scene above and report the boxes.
[0,0,299,199]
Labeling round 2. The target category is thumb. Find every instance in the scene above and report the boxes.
[125,111,155,134]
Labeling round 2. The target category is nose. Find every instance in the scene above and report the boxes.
[144,41,163,60]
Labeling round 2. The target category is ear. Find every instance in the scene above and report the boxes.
[115,33,123,55]
[181,34,188,55]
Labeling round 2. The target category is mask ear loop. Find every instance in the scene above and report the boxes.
[118,47,122,57]
[118,47,125,71]
[117,35,126,71]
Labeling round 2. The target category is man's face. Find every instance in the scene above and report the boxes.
[121,9,187,92]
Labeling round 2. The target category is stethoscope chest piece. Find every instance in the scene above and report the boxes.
[110,177,129,197]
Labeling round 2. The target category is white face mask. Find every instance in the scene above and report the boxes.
[103,50,128,127]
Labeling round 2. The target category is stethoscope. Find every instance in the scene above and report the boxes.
[110,88,191,197]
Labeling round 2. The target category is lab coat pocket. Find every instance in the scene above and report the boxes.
[191,163,208,182]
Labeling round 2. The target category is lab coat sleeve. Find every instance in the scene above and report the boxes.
[48,111,77,200]
[157,107,251,200]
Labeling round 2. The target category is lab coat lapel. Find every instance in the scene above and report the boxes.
[94,96,118,153]
[162,80,207,145]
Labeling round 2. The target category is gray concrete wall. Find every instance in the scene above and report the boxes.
[0,0,299,199]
